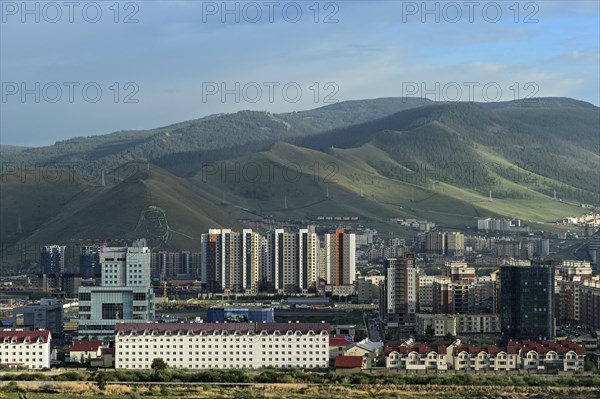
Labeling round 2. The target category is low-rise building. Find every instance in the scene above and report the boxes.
[384,339,585,372]
[343,339,383,368]
[416,314,457,337]
[334,355,365,371]
[90,347,115,368]
[384,339,451,371]
[329,334,354,360]
[115,322,330,370]
[0,330,51,369]
[64,340,104,363]
[357,275,384,303]
[416,314,500,336]
[457,314,501,334]
[325,284,356,297]
[12,298,64,337]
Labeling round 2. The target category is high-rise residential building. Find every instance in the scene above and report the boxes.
[432,276,453,314]
[79,246,101,279]
[242,230,263,292]
[554,260,594,326]
[425,232,446,255]
[417,274,435,311]
[442,262,475,283]
[297,228,319,292]
[324,229,356,286]
[589,235,600,273]
[200,227,348,294]
[77,239,155,340]
[40,245,66,275]
[151,251,201,280]
[262,228,319,293]
[580,276,600,331]
[555,260,594,280]
[381,254,418,326]
[201,229,266,293]
[445,232,465,257]
[261,229,279,292]
[500,262,555,341]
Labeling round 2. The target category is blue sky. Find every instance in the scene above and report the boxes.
[1,0,598,146]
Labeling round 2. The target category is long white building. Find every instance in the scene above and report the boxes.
[0,330,52,369]
[115,322,330,370]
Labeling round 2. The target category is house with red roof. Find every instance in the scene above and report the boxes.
[329,334,354,360]
[334,355,365,372]
[90,347,115,368]
[343,338,384,368]
[385,338,453,371]
[64,340,105,363]
[384,338,586,372]
[0,330,52,369]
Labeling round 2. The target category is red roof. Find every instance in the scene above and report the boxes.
[335,356,363,368]
[65,340,103,352]
[116,322,330,335]
[0,330,50,344]
[330,337,354,347]
[102,347,115,355]
[385,339,586,358]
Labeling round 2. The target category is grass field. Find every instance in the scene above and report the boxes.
[1,382,599,399]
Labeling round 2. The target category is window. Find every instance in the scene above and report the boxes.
[102,303,124,320]
[79,293,91,301]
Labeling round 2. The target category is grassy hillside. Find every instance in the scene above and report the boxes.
[298,99,600,204]
[2,98,430,176]
[189,141,586,233]
[1,97,597,274]
[0,162,250,274]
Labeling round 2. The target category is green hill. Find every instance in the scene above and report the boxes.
[296,100,599,204]
[2,98,431,176]
[0,162,250,274]
[1,97,598,274]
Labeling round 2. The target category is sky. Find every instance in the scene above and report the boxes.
[1,0,599,147]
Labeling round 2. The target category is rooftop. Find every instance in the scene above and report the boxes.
[115,322,330,336]
[335,356,364,368]
[0,330,51,344]
[65,340,104,352]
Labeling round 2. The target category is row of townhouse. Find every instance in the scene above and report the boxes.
[0,330,51,369]
[384,339,586,372]
[115,322,330,370]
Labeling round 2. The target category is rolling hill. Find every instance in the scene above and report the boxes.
[2,97,431,176]
[1,97,598,274]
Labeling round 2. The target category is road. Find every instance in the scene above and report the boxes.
[363,310,384,342]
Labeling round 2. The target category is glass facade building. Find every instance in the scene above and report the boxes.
[77,240,154,340]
